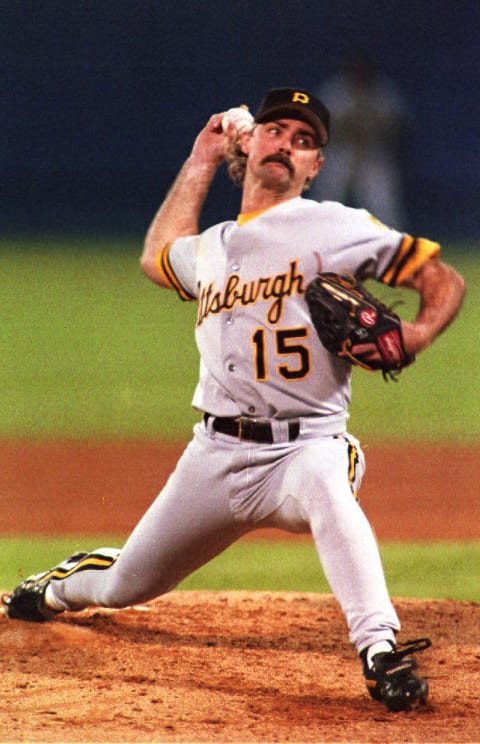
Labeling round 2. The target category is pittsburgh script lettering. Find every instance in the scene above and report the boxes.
[197,260,304,325]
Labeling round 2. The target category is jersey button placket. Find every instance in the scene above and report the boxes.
[224,254,241,375]
[225,311,235,369]
[224,256,240,332]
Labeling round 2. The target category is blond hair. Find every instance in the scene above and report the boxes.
[225,137,248,188]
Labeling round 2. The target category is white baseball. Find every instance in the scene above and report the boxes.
[221,106,254,134]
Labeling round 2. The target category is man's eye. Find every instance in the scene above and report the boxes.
[296,135,314,148]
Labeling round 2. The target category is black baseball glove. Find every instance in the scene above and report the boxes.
[305,272,415,380]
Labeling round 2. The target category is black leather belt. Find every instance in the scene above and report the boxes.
[204,414,300,444]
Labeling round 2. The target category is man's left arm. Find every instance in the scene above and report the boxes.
[399,256,466,355]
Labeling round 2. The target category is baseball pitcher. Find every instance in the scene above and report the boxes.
[3,87,465,712]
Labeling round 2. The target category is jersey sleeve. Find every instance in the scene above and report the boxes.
[154,236,199,300]
[379,235,441,286]
[316,203,441,285]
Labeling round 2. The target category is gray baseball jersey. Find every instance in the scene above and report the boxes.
[159,197,438,422]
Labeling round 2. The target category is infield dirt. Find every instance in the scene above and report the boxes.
[1,440,479,742]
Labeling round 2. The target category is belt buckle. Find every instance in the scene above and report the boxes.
[237,416,255,441]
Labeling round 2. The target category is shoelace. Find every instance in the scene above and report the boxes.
[390,637,432,662]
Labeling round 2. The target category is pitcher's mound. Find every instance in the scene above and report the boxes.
[1,591,479,742]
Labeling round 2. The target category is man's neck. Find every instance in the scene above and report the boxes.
[240,181,301,215]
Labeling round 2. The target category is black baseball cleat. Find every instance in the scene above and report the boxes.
[1,551,89,622]
[361,638,432,712]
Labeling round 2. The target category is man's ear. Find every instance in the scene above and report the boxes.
[303,152,325,191]
[239,129,252,156]
[310,151,324,180]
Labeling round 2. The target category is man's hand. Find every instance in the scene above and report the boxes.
[189,114,229,170]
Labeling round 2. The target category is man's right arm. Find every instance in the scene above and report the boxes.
[141,113,227,286]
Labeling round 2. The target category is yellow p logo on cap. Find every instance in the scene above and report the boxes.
[292,92,309,104]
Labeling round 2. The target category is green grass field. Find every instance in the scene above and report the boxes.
[1,236,478,600]
[1,235,478,441]
[3,535,480,601]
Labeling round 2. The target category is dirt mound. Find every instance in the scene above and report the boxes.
[1,592,479,743]
[2,440,479,741]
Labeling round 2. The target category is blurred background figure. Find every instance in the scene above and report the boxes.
[310,50,412,230]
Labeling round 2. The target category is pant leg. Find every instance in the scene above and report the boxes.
[261,434,400,653]
[51,427,248,611]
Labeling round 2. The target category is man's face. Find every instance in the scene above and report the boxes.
[241,118,323,194]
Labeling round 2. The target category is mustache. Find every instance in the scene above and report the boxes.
[261,153,294,176]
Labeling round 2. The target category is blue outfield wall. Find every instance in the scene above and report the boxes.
[1,0,479,241]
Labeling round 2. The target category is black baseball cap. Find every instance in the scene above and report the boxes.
[254,88,330,146]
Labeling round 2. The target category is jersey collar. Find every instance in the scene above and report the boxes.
[237,207,271,225]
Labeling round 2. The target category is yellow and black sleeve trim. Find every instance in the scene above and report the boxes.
[381,236,440,287]
[155,243,196,301]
